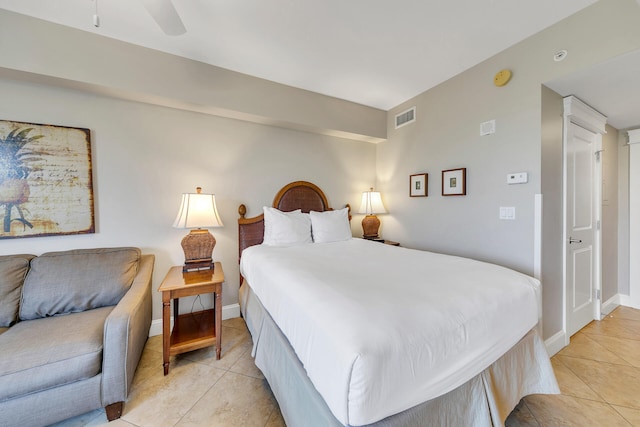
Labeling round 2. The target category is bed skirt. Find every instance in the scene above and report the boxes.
[240,282,559,427]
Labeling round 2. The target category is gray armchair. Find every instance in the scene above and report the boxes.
[0,248,154,427]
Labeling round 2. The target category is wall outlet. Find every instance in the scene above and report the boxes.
[507,172,528,184]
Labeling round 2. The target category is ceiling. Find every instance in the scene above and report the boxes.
[0,0,599,111]
[545,49,640,130]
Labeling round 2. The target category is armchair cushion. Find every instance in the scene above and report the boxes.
[0,255,34,327]
[0,306,112,402]
[20,248,140,320]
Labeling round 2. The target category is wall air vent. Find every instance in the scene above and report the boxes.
[480,119,496,136]
[395,107,416,129]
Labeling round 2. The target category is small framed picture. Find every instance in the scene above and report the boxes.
[410,173,428,197]
[442,168,466,196]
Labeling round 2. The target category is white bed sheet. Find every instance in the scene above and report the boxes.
[240,239,540,426]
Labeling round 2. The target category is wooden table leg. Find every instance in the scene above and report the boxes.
[215,289,222,360]
[162,295,171,375]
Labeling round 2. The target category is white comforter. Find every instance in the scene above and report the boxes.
[240,239,540,426]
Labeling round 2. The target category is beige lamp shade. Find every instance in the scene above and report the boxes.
[358,189,387,215]
[173,187,223,272]
[358,188,386,239]
[173,189,223,229]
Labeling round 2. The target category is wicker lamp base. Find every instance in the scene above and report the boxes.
[181,229,215,272]
[362,214,381,239]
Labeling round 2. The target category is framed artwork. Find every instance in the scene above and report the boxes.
[442,168,466,196]
[410,173,428,197]
[0,120,94,239]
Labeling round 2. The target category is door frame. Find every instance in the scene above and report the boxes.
[562,96,607,345]
[625,129,640,308]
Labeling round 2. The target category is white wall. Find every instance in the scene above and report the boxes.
[0,78,376,321]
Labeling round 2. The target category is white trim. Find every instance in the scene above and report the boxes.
[594,134,603,321]
[148,303,241,337]
[562,95,607,341]
[620,294,640,310]
[149,318,165,337]
[561,108,568,345]
[628,128,640,145]
[545,330,567,357]
[562,96,607,134]
[601,294,620,316]
[629,139,640,308]
[222,303,242,319]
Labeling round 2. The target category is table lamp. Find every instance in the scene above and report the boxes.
[358,187,387,239]
[173,187,223,272]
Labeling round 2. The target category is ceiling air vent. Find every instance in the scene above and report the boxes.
[395,107,416,129]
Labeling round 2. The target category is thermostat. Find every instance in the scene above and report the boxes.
[507,172,528,184]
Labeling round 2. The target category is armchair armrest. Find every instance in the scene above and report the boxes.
[101,254,155,406]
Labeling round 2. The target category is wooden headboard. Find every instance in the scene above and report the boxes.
[237,181,332,260]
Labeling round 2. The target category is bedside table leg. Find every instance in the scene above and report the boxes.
[215,290,222,360]
[162,298,170,375]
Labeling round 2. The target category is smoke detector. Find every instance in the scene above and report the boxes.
[554,50,568,62]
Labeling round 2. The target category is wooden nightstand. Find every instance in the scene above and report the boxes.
[158,262,224,375]
[368,238,400,246]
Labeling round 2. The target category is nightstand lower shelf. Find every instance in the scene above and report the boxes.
[169,309,216,356]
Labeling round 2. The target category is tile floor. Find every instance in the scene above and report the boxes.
[50,307,640,427]
[506,306,640,426]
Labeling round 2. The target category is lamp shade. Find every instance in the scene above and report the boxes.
[358,189,387,215]
[173,188,223,229]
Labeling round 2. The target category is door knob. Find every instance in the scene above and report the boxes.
[569,237,582,244]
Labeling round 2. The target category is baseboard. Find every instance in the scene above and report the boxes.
[542,295,640,356]
[222,303,241,320]
[619,294,640,310]
[148,303,241,337]
[601,294,621,316]
[544,330,567,357]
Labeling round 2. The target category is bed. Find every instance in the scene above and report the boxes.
[237,181,559,427]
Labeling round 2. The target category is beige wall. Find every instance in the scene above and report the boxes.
[0,9,384,323]
[0,78,376,321]
[540,85,564,339]
[0,10,386,144]
[2,1,640,340]
[602,124,620,303]
[379,0,640,340]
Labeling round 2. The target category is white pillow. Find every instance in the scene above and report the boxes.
[310,208,352,243]
[263,207,312,246]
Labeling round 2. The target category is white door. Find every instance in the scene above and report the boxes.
[566,122,600,337]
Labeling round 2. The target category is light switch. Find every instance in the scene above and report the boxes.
[500,207,516,220]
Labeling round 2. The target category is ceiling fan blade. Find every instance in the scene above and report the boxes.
[140,0,186,36]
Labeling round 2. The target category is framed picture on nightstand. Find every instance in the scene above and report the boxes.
[410,173,428,197]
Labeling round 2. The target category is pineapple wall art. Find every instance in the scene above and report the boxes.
[0,120,94,239]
